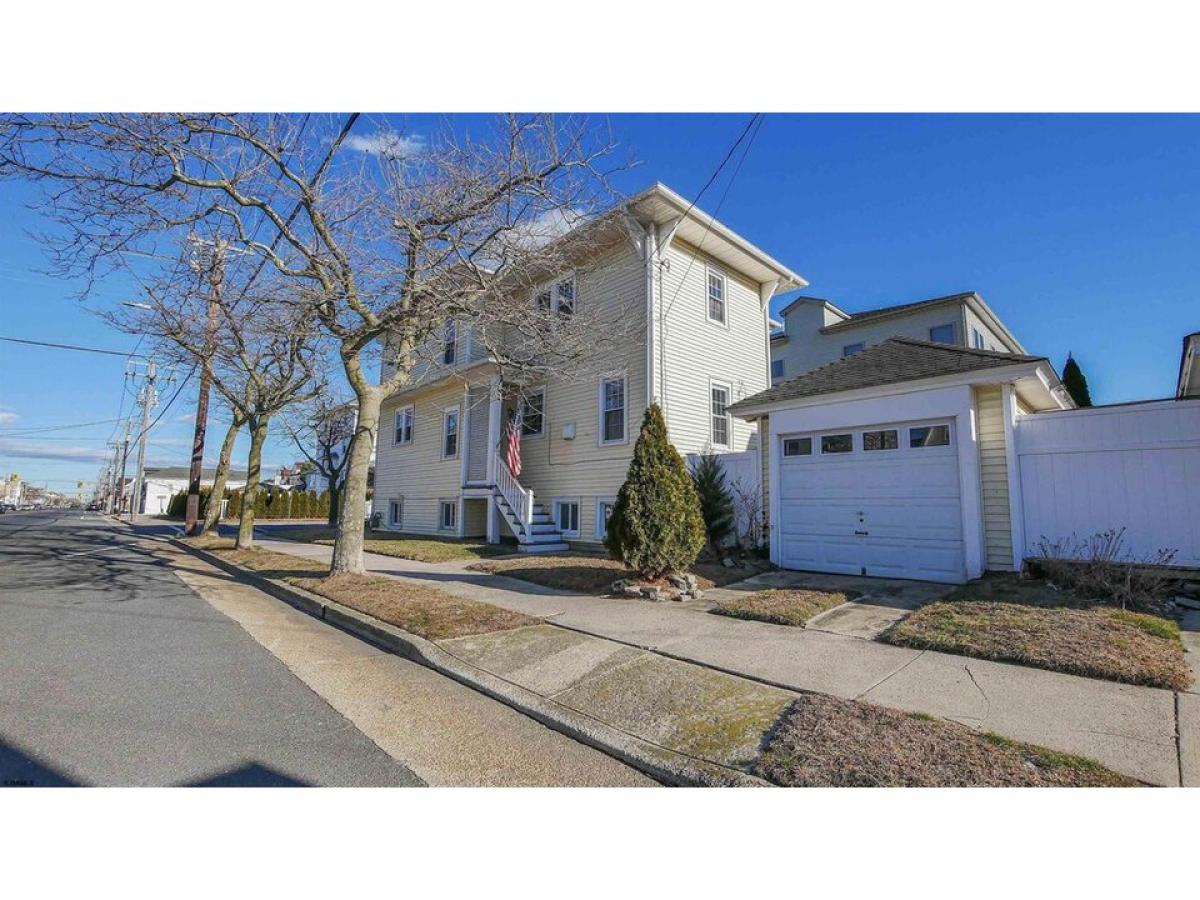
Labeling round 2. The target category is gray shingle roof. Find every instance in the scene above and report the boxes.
[819,291,975,334]
[729,337,1045,413]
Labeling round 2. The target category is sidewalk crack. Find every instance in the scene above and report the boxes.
[962,664,991,720]
[854,649,925,700]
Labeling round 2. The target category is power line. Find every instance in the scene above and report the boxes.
[0,335,142,358]
[0,417,124,434]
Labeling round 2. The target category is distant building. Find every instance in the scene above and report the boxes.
[139,467,248,515]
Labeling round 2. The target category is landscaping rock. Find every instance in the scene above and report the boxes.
[639,586,662,601]
[666,572,699,592]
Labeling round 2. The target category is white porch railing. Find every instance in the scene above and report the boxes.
[495,457,534,532]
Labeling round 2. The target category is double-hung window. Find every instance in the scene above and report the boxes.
[443,319,457,365]
[710,382,731,447]
[534,275,576,316]
[394,405,414,446]
[600,376,626,444]
[442,406,460,458]
[438,500,458,531]
[707,268,726,325]
[388,499,403,528]
[972,328,986,350]
[521,390,545,437]
[596,498,616,540]
[554,499,580,537]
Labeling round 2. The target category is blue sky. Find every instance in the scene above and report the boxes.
[2,113,1198,491]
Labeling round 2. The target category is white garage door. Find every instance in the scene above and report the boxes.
[777,419,965,583]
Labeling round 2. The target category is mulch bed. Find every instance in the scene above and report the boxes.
[756,693,1138,787]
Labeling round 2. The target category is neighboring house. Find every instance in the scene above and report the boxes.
[770,291,1024,385]
[139,466,248,515]
[1178,331,1200,398]
[372,182,806,550]
[730,338,1074,584]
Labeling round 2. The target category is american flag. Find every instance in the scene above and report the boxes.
[505,409,522,477]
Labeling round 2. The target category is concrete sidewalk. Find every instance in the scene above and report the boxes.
[248,537,1189,785]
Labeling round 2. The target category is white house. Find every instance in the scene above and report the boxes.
[139,466,247,515]
[371,182,806,549]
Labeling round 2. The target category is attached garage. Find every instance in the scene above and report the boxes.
[730,338,1072,584]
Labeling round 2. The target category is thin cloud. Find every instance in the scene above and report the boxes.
[0,438,108,464]
[345,132,425,159]
[0,410,17,425]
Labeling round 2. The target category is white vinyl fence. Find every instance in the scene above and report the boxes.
[687,449,762,547]
[1016,398,1200,567]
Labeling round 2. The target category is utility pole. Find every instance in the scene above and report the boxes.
[116,422,132,515]
[185,238,225,535]
[129,362,157,523]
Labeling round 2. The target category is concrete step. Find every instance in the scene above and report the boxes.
[525,531,566,544]
[529,523,559,534]
[517,542,570,553]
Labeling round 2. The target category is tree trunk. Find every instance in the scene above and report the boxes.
[327,483,340,528]
[330,387,380,574]
[237,415,270,550]
[200,415,244,537]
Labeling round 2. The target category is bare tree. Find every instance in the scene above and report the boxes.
[0,113,627,573]
[280,387,355,527]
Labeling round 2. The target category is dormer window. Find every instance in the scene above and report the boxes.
[929,323,955,345]
[707,267,726,325]
[534,275,575,316]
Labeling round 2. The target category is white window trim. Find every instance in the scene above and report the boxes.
[705,265,728,327]
[595,497,617,541]
[437,498,459,532]
[709,378,733,449]
[393,405,414,447]
[441,404,461,460]
[387,498,403,529]
[443,318,458,365]
[533,272,577,316]
[552,497,581,538]
[819,432,856,455]
[521,388,546,439]
[597,372,628,447]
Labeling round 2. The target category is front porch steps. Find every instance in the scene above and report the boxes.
[493,495,568,551]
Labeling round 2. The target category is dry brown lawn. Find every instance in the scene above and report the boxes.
[712,588,854,627]
[756,694,1138,787]
[266,524,502,563]
[205,545,537,640]
[883,574,1190,690]
[468,553,762,594]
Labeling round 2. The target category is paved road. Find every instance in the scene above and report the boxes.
[0,509,421,786]
[1,510,651,787]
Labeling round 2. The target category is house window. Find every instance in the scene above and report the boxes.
[706,268,726,325]
[521,390,545,437]
[821,433,853,454]
[600,376,626,444]
[910,425,951,448]
[843,342,865,357]
[783,437,812,457]
[536,288,553,314]
[443,319,457,365]
[863,429,899,451]
[710,383,731,447]
[929,323,955,344]
[438,500,458,531]
[442,406,460,458]
[394,405,413,446]
[556,277,575,316]
[771,359,784,381]
[596,498,616,540]
[388,499,403,528]
[973,328,986,350]
[554,499,580,537]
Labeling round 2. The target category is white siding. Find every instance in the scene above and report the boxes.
[975,385,1014,571]
[1016,398,1200,567]
[374,380,467,536]
[655,237,769,455]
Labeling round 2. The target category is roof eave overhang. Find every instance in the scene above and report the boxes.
[627,183,807,291]
[730,359,1070,420]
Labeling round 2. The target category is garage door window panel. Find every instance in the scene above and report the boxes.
[863,429,899,451]
[821,433,853,454]
[783,437,812,457]
[910,425,951,448]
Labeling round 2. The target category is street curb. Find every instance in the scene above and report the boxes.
[167,537,767,788]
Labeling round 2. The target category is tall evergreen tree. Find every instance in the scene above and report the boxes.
[1062,353,1093,407]
[605,404,706,579]
[691,450,736,556]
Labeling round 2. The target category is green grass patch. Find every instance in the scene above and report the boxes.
[712,588,854,627]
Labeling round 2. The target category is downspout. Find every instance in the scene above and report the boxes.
[644,224,657,409]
